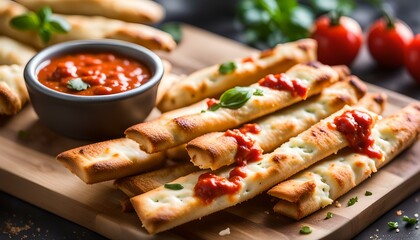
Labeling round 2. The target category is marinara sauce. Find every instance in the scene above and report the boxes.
[259,73,308,98]
[194,123,263,204]
[37,52,151,95]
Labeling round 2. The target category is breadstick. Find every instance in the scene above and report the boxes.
[56,138,165,184]
[0,0,175,51]
[0,36,36,65]
[15,0,165,24]
[130,105,379,234]
[187,76,367,170]
[268,103,420,220]
[157,39,317,111]
[126,63,343,153]
[0,65,29,115]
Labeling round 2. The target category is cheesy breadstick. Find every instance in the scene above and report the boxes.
[126,63,343,153]
[187,76,368,170]
[130,105,379,234]
[157,39,316,112]
[15,0,165,24]
[268,103,420,220]
[0,0,175,51]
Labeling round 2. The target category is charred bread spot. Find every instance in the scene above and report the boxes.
[373,94,386,105]
[173,117,196,132]
[348,76,367,98]
[260,49,274,59]
[315,74,331,85]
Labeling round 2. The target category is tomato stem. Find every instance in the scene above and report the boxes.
[329,10,342,26]
[382,10,395,29]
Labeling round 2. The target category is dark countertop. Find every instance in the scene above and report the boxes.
[1,0,419,239]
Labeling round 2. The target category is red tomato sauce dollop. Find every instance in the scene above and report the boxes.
[37,52,151,95]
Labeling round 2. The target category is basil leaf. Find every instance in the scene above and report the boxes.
[67,78,90,91]
[299,226,312,234]
[37,6,52,24]
[10,13,40,30]
[347,196,358,206]
[161,22,182,43]
[38,28,52,44]
[388,221,398,229]
[402,215,418,225]
[218,61,237,75]
[48,16,71,33]
[219,87,254,109]
[365,191,372,196]
[325,212,333,219]
[164,183,184,190]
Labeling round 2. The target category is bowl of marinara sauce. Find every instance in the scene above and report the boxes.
[24,39,163,140]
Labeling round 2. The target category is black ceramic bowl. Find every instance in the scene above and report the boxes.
[24,39,163,140]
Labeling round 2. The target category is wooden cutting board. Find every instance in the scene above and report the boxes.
[0,25,419,240]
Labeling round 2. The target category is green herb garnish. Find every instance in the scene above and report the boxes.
[402,215,418,225]
[325,212,333,219]
[347,196,358,206]
[299,226,312,234]
[365,191,372,196]
[209,87,263,111]
[10,6,71,44]
[218,61,237,74]
[388,221,399,229]
[161,22,182,43]
[164,183,184,190]
[67,78,90,91]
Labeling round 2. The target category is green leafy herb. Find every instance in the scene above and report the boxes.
[388,221,399,229]
[10,6,71,44]
[299,225,312,234]
[209,87,262,111]
[236,0,357,48]
[253,88,264,96]
[325,212,333,219]
[402,215,418,225]
[200,110,206,113]
[160,22,182,43]
[365,191,372,196]
[67,78,90,91]
[347,196,358,206]
[218,61,237,74]
[164,183,184,190]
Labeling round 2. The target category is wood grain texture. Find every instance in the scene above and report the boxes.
[0,25,419,239]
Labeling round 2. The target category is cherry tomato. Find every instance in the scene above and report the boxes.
[405,34,420,83]
[311,15,363,66]
[367,18,413,68]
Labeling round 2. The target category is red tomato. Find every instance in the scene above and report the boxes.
[311,15,363,66]
[405,34,420,83]
[367,18,413,68]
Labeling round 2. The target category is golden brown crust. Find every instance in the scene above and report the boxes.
[126,63,340,153]
[16,0,165,24]
[0,65,28,115]
[56,138,166,184]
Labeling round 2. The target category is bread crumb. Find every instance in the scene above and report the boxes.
[264,211,269,215]
[219,227,230,236]
[396,229,400,233]
[396,210,403,216]
[334,201,342,207]
[2,220,31,236]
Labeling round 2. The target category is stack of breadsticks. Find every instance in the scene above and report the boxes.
[57,37,420,235]
[0,0,176,116]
